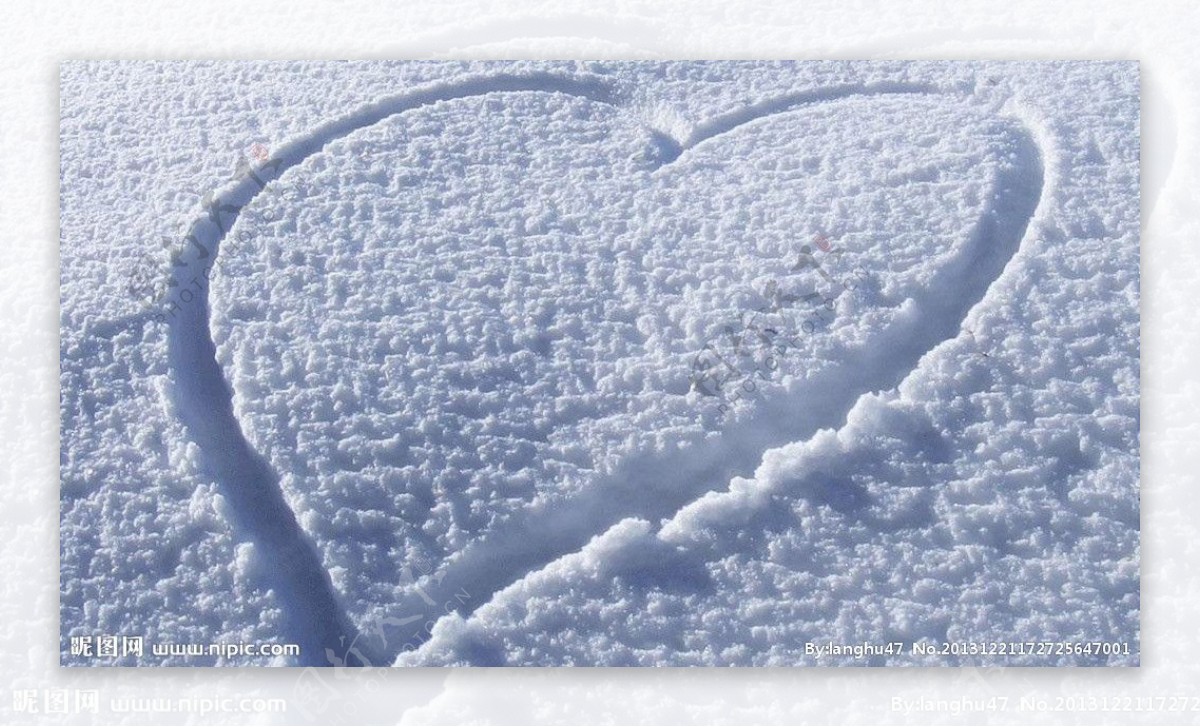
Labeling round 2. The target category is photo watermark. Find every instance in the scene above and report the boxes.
[689,233,876,416]
[291,557,474,719]
[128,143,287,322]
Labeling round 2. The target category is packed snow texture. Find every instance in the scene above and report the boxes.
[59,61,1138,666]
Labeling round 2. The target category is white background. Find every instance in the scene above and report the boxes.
[2,1,1196,724]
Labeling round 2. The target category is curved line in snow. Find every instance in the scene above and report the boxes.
[162,71,952,666]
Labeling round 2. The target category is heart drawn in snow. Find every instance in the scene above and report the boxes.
[202,76,1040,657]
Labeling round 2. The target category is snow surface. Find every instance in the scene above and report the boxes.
[59,60,1138,667]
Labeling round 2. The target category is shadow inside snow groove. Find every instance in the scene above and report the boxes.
[162,70,1000,666]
